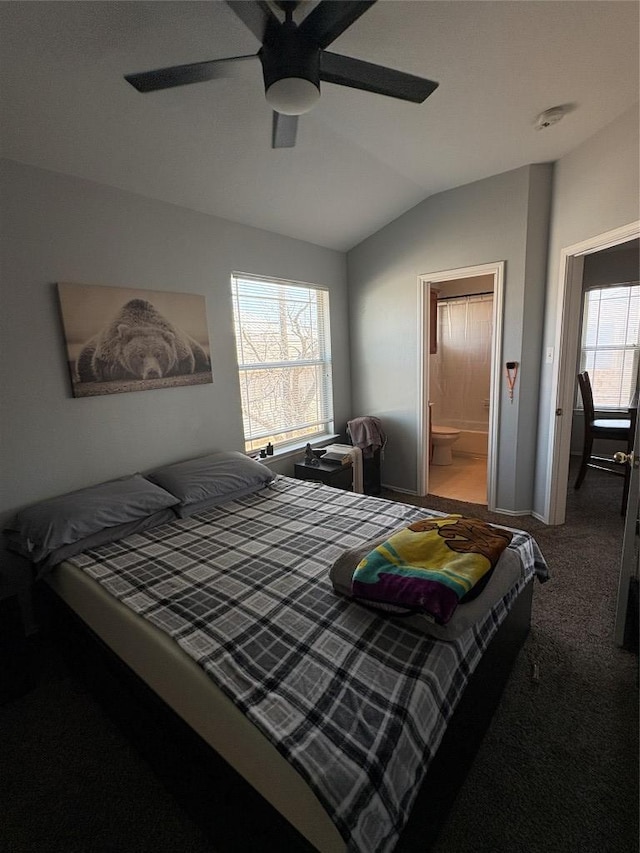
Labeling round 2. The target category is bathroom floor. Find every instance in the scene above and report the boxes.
[428,454,487,504]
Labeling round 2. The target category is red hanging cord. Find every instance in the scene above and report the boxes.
[506,362,519,403]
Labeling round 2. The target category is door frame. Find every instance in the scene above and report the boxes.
[615,376,639,647]
[544,221,640,525]
[417,261,505,506]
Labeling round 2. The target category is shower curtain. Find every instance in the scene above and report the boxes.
[430,294,493,430]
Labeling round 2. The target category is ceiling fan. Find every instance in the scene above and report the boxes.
[124,0,439,149]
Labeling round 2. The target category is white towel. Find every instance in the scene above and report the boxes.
[323,444,363,494]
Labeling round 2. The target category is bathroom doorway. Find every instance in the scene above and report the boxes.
[417,262,504,508]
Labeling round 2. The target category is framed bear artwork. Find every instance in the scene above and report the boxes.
[57,282,213,397]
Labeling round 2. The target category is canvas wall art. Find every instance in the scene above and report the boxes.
[57,282,213,397]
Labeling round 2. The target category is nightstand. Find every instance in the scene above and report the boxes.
[294,460,353,491]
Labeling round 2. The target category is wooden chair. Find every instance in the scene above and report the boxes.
[574,371,634,512]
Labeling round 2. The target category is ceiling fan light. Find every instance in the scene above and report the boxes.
[265,77,320,116]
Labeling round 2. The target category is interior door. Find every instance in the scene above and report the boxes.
[614,388,640,647]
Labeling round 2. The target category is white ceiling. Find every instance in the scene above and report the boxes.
[1,1,638,251]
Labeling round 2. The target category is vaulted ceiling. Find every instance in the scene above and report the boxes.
[1,1,638,251]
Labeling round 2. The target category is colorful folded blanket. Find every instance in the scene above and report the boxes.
[352,515,513,624]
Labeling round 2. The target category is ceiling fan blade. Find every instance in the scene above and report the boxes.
[320,51,438,103]
[298,1,376,49]
[225,0,280,42]
[272,112,298,148]
[125,54,257,93]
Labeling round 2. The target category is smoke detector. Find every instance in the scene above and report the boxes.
[534,106,567,131]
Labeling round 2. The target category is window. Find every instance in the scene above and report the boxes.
[231,273,334,453]
[579,283,640,409]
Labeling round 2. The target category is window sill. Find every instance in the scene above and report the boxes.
[248,435,340,467]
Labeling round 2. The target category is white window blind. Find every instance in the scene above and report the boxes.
[579,283,640,409]
[231,273,334,452]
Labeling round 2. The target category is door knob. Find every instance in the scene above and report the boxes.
[613,451,637,467]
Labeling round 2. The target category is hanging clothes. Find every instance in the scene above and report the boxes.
[347,416,387,459]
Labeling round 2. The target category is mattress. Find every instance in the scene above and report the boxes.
[47,557,344,851]
[46,476,547,853]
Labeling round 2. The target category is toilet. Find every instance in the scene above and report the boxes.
[431,425,461,466]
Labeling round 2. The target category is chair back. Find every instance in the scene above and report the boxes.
[577,371,595,422]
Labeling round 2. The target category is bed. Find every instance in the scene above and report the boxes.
[6,453,549,853]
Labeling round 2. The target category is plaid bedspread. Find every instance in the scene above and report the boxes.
[67,476,548,853]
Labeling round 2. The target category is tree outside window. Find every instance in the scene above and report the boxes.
[579,284,640,409]
[231,274,334,452]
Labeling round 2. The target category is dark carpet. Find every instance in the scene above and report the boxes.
[1,461,637,853]
[385,459,639,853]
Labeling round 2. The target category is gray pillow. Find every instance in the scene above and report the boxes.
[170,486,269,518]
[35,508,176,571]
[146,451,274,515]
[4,475,179,564]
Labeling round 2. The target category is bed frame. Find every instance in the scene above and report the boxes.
[40,578,533,852]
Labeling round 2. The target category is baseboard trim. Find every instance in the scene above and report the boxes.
[381,483,417,496]
[530,511,548,524]
[491,507,533,517]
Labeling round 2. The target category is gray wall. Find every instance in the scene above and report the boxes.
[533,104,640,517]
[346,163,552,513]
[2,104,636,525]
[0,159,350,522]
